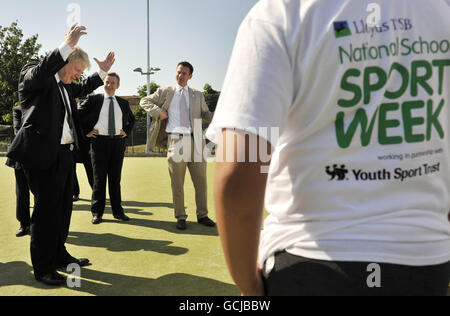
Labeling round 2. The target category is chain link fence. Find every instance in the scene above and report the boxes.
[0,125,12,153]
[125,120,167,155]
[0,121,168,156]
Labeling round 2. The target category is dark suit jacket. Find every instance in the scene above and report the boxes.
[7,48,104,169]
[5,106,23,169]
[78,94,135,138]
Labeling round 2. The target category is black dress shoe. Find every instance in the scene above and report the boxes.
[92,216,102,225]
[57,257,90,269]
[16,225,30,237]
[36,271,66,286]
[114,213,130,221]
[176,219,187,230]
[197,216,216,227]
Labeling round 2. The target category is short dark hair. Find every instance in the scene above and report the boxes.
[177,61,194,75]
[106,72,120,84]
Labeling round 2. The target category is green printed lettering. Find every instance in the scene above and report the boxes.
[338,68,362,108]
[426,99,444,140]
[402,100,425,143]
[384,62,409,99]
[401,38,411,56]
[336,56,447,149]
[432,59,450,95]
[354,47,364,62]
[411,60,433,96]
[339,45,352,64]
[378,103,402,145]
[364,66,387,104]
[335,107,379,148]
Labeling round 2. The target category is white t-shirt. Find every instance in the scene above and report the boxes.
[206,0,450,267]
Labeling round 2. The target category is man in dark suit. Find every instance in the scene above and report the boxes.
[73,128,94,201]
[5,106,31,237]
[7,24,115,286]
[79,72,135,225]
[73,96,95,202]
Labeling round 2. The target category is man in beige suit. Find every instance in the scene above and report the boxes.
[140,61,215,230]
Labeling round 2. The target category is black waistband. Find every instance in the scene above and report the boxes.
[97,135,123,140]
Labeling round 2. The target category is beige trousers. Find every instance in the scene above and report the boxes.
[167,134,208,220]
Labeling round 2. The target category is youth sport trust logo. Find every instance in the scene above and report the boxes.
[326,161,441,182]
[326,164,349,181]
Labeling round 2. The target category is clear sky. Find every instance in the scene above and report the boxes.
[0,0,259,96]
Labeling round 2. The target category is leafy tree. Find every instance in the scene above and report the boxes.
[137,82,160,98]
[134,82,160,121]
[203,83,220,112]
[0,21,41,124]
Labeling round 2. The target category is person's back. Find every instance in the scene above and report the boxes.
[208,0,450,295]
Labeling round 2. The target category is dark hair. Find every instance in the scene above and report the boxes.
[177,61,194,75]
[107,72,120,84]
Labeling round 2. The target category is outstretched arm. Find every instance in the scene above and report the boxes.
[69,51,115,99]
[21,24,87,92]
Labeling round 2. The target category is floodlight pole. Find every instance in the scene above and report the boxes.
[133,1,161,153]
[146,0,151,153]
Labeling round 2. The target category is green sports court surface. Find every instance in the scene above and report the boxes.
[0,157,239,296]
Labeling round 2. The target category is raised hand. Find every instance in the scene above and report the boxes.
[94,52,115,73]
[65,24,87,48]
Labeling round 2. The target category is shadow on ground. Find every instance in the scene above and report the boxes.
[66,231,188,255]
[69,209,218,237]
[72,200,177,217]
[100,218,219,237]
[0,261,239,296]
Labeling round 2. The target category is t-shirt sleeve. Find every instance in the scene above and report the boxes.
[206,17,293,148]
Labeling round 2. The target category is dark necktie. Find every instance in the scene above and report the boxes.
[108,97,116,136]
[58,82,79,150]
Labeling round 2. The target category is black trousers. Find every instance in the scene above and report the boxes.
[73,155,94,196]
[15,167,31,227]
[263,251,450,296]
[91,136,126,218]
[24,145,75,279]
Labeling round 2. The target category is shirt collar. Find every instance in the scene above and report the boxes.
[176,84,189,93]
[104,92,116,99]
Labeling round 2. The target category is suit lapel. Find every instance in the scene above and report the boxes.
[117,96,128,114]
[96,94,105,118]
[164,87,175,111]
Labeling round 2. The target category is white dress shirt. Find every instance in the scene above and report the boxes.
[55,73,75,145]
[166,84,191,134]
[94,93,123,136]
